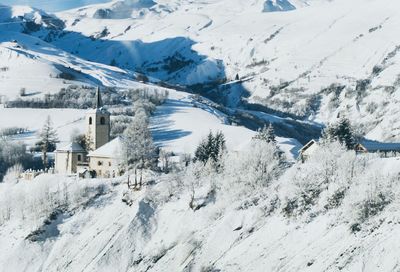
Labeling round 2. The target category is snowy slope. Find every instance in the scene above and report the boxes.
[0,107,86,146]
[150,89,301,159]
[0,31,142,99]
[2,154,400,271]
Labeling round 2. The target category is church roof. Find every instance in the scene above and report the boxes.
[86,86,110,114]
[88,137,124,159]
[56,142,85,152]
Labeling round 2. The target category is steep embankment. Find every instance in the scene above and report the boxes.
[1,147,400,272]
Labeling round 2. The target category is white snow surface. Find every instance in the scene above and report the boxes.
[88,136,124,158]
[2,1,400,271]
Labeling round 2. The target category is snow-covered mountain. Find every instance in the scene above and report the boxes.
[2,0,399,141]
[2,1,400,271]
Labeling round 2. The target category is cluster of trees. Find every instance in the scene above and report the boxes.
[0,175,108,227]
[0,139,42,182]
[175,125,284,210]
[0,127,28,137]
[194,131,226,166]
[0,116,60,182]
[322,117,361,150]
[6,86,169,111]
[6,86,122,109]
[253,124,276,144]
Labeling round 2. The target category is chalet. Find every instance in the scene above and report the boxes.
[54,87,124,178]
[355,140,400,157]
[299,139,318,162]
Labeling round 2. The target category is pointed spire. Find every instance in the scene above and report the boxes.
[96,86,103,109]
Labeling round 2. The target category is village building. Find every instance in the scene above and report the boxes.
[355,140,400,157]
[298,139,318,162]
[299,138,400,162]
[54,142,87,175]
[88,136,124,178]
[54,87,123,178]
[86,90,111,151]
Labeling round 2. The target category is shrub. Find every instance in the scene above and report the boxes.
[324,187,346,210]
[356,191,392,223]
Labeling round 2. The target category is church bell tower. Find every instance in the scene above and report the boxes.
[86,87,111,151]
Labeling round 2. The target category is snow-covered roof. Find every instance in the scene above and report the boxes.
[299,139,317,153]
[359,140,400,152]
[56,142,85,152]
[88,137,124,158]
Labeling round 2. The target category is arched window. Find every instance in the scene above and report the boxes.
[100,117,106,125]
[89,117,92,125]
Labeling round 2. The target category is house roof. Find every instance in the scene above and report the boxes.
[56,142,85,152]
[299,139,317,153]
[88,137,124,158]
[358,140,400,152]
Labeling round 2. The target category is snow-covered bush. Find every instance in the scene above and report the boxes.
[111,115,132,138]
[0,139,33,182]
[221,140,283,193]
[281,141,360,218]
[2,164,23,184]
[0,175,109,228]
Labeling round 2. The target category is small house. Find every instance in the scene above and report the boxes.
[355,140,400,157]
[299,139,318,162]
[54,142,86,175]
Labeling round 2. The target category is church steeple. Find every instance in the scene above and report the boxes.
[96,87,103,109]
[86,86,110,151]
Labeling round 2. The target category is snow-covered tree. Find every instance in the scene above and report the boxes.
[36,116,58,168]
[0,139,29,182]
[221,140,283,195]
[123,112,156,169]
[194,131,226,166]
[322,117,356,149]
[253,123,276,144]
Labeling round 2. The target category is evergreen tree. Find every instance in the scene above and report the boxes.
[194,131,226,165]
[37,116,58,168]
[253,124,276,144]
[322,117,356,149]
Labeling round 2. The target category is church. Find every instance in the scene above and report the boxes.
[54,88,124,178]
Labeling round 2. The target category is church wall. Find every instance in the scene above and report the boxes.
[55,151,86,174]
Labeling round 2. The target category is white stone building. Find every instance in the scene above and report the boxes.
[54,142,87,175]
[88,137,124,178]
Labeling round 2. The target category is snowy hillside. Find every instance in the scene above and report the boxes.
[2,143,400,271]
[2,1,400,271]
